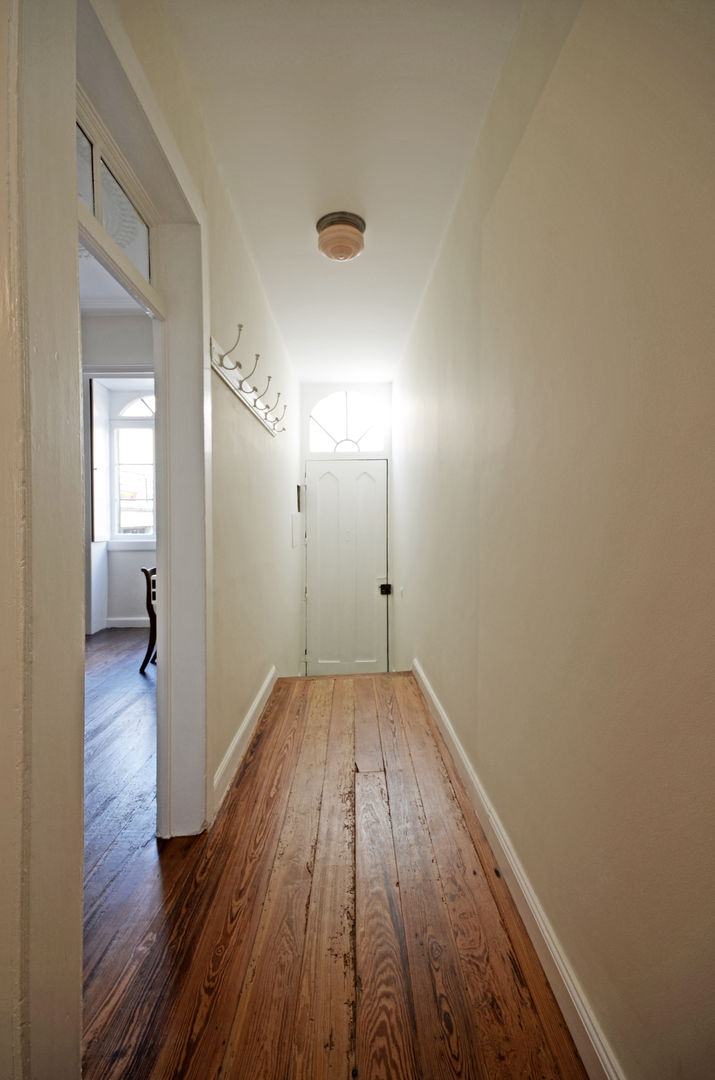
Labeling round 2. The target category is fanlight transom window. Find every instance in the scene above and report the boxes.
[309,390,383,453]
[119,395,155,418]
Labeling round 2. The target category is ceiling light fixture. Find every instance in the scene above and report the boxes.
[316,211,366,261]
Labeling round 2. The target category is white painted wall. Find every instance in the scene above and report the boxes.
[81,312,154,372]
[106,544,153,626]
[392,2,715,1077]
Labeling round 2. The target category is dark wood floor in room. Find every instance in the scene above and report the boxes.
[84,628,157,938]
[83,639,587,1079]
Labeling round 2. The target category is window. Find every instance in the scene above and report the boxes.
[76,125,94,211]
[90,383,156,542]
[114,426,154,536]
[112,395,156,538]
[309,390,384,453]
[76,120,151,281]
[100,162,150,280]
[119,394,155,418]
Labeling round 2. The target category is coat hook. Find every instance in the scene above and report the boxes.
[210,323,286,436]
[238,353,260,391]
[252,374,272,402]
[217,324,243,370]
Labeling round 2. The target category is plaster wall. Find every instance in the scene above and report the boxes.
[106,547,153,624]
[81,312,154,372]
[206,166,303,795]
[392,2,715,1076]
[113,0,303,810]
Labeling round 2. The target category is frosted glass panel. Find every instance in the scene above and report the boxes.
[101,162,149,280]
[76,125,93,211]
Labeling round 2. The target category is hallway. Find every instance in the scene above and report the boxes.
[83,664,586,1079]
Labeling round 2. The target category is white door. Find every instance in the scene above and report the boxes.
[306,459,388,675]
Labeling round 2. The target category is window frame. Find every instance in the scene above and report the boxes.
[308,388,386,455]
[301,382,392,465]
[109,412,156,542]
[76,86,165,319]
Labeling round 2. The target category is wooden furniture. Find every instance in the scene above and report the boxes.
[139,567,157,674]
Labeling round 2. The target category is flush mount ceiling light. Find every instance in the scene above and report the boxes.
[316,211,366,261]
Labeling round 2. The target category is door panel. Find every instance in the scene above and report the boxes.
[306,459,388,675]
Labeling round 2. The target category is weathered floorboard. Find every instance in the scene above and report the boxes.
[83,661,587,1080]
[220,678,334,1079]
[84,677,308,1078]
[354,674,384,773]
[355,769,419,1080]
[289,678,357,1080]
[145,678,312,1080]
[375,674,489,1080]
[393,672,567,1079]
[412,677,586,1075]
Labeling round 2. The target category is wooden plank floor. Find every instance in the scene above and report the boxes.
[83,653,588,1079]
[84,628,157,943]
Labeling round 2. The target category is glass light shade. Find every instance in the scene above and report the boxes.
[318,223,364,261]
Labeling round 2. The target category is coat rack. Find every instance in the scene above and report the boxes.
[210,324,287,436]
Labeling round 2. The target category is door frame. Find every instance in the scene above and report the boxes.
[78,0,212,838]
[79,195,208,842]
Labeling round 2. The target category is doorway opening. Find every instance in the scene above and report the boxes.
[80,245,160,943]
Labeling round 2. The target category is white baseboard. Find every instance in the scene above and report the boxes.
[107,616,150,628]
[213,666,278,816]
[411,658,623,1080]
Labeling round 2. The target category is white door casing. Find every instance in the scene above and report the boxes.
[306,459,388,675]
[79,0,211,838]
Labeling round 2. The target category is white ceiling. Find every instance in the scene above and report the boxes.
[156,0,524,382]
[78,242,147,314]
[92,377,154,392]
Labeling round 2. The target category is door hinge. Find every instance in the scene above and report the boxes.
[379,583,392,596]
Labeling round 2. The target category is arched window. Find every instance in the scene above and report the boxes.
[119,394,155,417]
[309,390,384,453]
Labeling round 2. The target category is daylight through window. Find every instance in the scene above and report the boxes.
[309,390,384,453]
[114,423,155,536]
